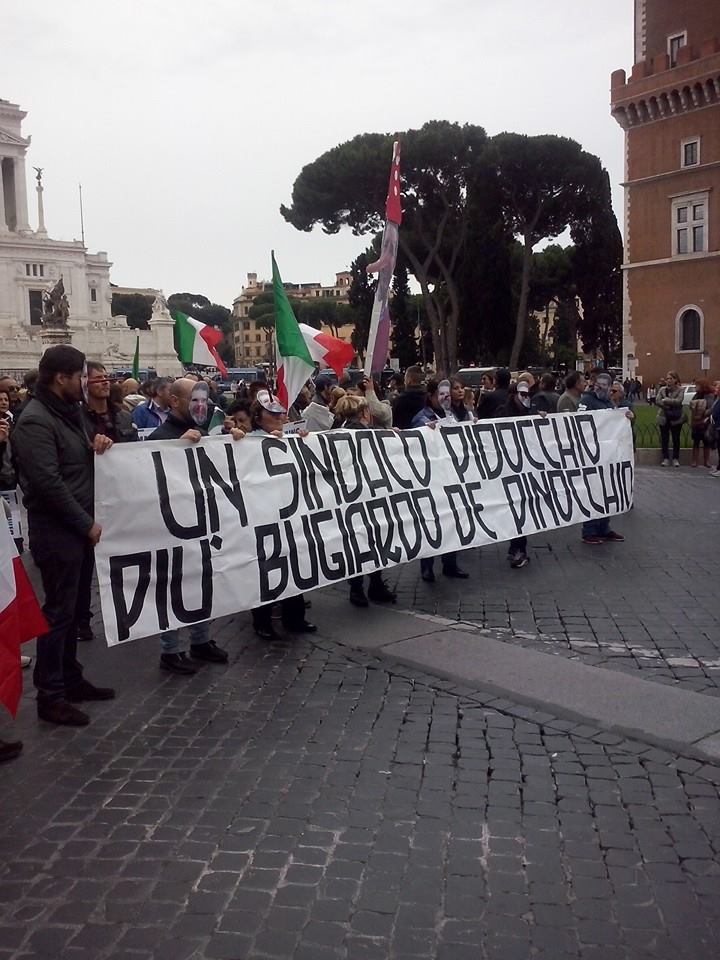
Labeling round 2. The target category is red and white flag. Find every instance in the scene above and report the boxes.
[0,513,47,717]
[364,140,402,376]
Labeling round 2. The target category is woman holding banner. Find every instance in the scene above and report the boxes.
[249,390,318,641]
[332,394,397,608]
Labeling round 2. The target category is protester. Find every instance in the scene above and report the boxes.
[646,383,657,405]
[333,394,396,607]
[248,390,317,640]
[689,379,714,468]
[391,364,426,429]
[557,371,583,413]
[656,371,685,467]
[303,376,335,432]
[0,376,20,413]
[74,363,137,643]
[223,398,252,433]
[147,378,246,673]
[576,372,630,545]
[448,377,474,422]
[475,367,510,419]
[0,391,16,490]
[83,362,137,443]
[359,376,393,428]
[131,377,171,429]
[495,381,543,567]
[532,373,559,414]
[411,380,469,581]
[12,345,116,726]
[120,377,145,412]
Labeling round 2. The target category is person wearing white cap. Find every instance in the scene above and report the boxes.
[249,390,318,641]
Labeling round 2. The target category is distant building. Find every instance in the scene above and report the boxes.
[231,271,353,367]
[0,98,180,374]
[611,0,720,384]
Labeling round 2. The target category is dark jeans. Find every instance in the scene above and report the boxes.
[252,594,306,632]
[582,517,611,538]
[509,536,527,554]
[29,517,92,705]
[659,422,682,460]
[420,552,459,576]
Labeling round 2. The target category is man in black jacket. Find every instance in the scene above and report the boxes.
[12,346,115,727]
[391,365,426,429]
[475,367,511,419]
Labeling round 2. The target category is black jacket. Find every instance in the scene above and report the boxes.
[392,387,426,429]
[150,412,207,441]
[83,405,136,443]
[12,387,95,537]
[476,388,509,419]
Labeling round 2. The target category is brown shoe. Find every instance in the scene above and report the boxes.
[38,701,90,726]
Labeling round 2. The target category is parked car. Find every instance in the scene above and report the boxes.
[681,384,697,406]
[456,367,496,388]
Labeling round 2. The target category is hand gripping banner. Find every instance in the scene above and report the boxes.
[94,411,634,645]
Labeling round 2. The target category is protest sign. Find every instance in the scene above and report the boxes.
[95,411,634,645]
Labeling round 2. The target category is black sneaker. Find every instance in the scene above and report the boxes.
[77,623,94,642]
[510,551,529,569]
[160,653,197,675]
[190,640,229,664]
[442,566,469,579]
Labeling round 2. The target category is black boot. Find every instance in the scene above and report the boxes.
[367,578,396,603]
[349,584,369,607]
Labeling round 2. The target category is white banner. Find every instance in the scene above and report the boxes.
[1,490,23,542]
[95,411,634,645]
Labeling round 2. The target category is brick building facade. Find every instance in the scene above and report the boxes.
[611,0,720,385]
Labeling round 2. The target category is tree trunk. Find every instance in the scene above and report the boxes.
[400,239,445,372]
[509,234,533,371]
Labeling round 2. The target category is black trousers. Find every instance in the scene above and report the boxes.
[28,517,92,705]
[252,594,306,632]
[348,571,384,591]
[659,422,682,460]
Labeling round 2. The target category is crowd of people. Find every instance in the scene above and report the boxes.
[0,352,637,762]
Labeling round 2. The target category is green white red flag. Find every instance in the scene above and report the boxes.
[173,310,228,377]
[0,515,47,717]
[272,252,316,411]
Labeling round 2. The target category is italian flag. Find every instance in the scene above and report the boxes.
[298,324,355,379]
[273,252,315,411]
[0,515,47,717]
[173,310,228,377]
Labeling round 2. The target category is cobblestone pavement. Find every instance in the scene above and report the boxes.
[2,463,720,959]
[364,466,720,695]
[2,618,720,960]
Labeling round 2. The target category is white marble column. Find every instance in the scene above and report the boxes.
[13,157,31,234]
[0,159,7,233]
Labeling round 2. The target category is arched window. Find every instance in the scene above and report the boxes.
[677,307,702,352]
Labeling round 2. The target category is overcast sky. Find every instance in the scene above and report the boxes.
[1,0,633,307]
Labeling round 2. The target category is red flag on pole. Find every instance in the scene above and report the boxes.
[0,514,47,717]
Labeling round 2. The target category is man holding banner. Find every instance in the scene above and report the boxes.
[150,377,246,674]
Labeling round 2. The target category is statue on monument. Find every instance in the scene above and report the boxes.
[150,291,173,323]
[41,275,70,328]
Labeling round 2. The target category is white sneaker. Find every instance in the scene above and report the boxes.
[660,459,669,467]
[20,655,32,669]
[711,470,720,478]
[672,459,680,467]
